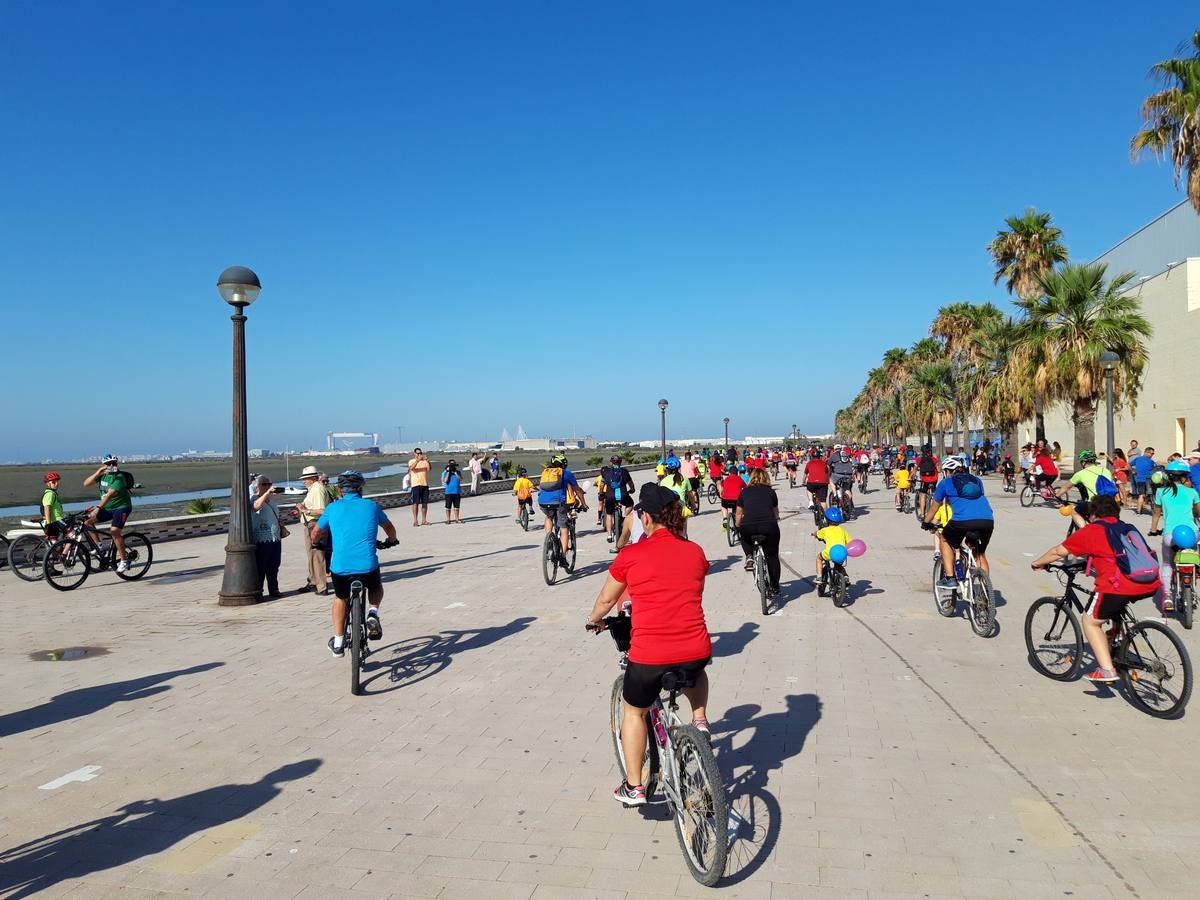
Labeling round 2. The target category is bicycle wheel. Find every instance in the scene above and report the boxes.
[0,534,8,568]
[832,570,848,608]
[706,483,719,505]
[115,533,153,580]
[1019,486,1034,508]
[541,531,558,585]
[931,557,955,617]
[726,518,739,548]
[669,725,729,886]
[1179,576,1194,631]
[913,494,924,524]
[350,593,363,696]
[518,505,529,531]
[1024,597,1082,680]
[8,534,48,582]
[755,549,770,615]
[44,540,90,591]
[968,568,995,637]
[564,524,577,573]
[610,676,658,793]
[1118,620,1193,718]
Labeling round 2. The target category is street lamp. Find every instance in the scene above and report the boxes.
[658,399,669,460]
[723,417,730,452]
[217,266,262,607]
[1100,350,1119,462]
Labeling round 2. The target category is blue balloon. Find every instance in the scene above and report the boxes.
[828,543,848,564]
[1173,524,1198,550]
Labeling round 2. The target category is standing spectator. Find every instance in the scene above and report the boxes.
[1019,444,1033,476]
[1052,441,1062,463]
[407,448,432,525]
[468,453,483,494]
[1111,448,1132,506]
[320,472,341,500]
[251,475,284,598]
[1188,450,1200,496]
[442,460,463,524]
[1127,439,1140,462]
[490,453,500,482]
[1130,447,1157,516]
[296,465,332,594]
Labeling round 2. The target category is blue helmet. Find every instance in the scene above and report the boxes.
[824,506,844,524]
[737,464,747,474]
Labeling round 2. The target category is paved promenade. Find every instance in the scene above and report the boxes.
[1,478,1198,899]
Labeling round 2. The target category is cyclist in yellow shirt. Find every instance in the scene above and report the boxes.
[814,507,852,583]
[893,466,911,512]
[595,474,607,526]
[512,468,535,521]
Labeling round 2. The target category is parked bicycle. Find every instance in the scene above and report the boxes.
[929,526,995,637]
[8,526,52,582]
[43,512,153,591]
[594,613,728,886]
[1025,559,1192,718]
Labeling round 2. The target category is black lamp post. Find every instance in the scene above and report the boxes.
[658,399,669,460]
[723,417,730,452]
[217,266,262,607]
[1100,350,1119,462]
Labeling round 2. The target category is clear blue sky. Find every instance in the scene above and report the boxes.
[2,2,1194,460]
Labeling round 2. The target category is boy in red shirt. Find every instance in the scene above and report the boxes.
[1031,495,1161,682]
[803,455,830,512]
[720,465,744,530]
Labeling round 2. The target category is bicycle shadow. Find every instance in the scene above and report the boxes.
[0,759,320,899]
[0,662,223,738]
[773,576,813,609]
[710,623,759,658]
[360,617,536,694]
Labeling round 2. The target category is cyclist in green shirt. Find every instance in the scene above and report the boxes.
[41,472,68,540]
[83,454,135,573]
[1056,450,1110,528]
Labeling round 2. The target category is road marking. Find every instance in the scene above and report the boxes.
[444,602,466,609]
[994,556,1012,567]
[153,819,265,873]
[1012,798,1077,848]
[38,765,101,790]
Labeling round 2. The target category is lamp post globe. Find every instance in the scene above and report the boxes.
[218,266,263,606]
[1099,351,1120,461]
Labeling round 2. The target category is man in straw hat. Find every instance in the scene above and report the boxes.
[296,465,334,594]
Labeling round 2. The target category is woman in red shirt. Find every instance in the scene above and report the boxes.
[587,483,712,807]
[1033,448,1059,491]
[1031,495,1161,682]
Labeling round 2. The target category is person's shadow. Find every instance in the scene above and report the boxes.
[712,695,823,884]
[710,623,759,658]
[362,617,536,693]
[0,663,223,738]
[0,759,321,898]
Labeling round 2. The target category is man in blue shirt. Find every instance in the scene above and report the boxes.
[538,453,586,560]
[312,471,398,658]
[1129,447,1157,516]
[923,458,994,589]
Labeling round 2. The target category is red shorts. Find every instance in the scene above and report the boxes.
[1087,589,1157,620]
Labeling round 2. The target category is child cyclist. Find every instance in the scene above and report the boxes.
[512,467,536,521]
[1000,453,1016,492]
[814,506,852,585]
[893,464,911,512]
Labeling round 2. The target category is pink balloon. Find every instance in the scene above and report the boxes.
[846,538,867,558]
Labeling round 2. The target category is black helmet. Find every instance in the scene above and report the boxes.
[518,466,527,476]
[337,470,365,493]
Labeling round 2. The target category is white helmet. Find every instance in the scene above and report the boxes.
[941,457,962,471]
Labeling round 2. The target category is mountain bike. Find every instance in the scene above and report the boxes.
[929,527,995,637]
[541,512,577,585]
[1025,559,1192,718]
[43,513,153,591]
[817,555,849,608]
[343,539,397,696]
[594,613,729,886]
[8,532,51,581]
[748,534,776,615]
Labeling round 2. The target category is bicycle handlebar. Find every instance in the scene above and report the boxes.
[375,538,398,550]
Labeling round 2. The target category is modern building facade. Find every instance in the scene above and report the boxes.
[1034,200,1200,456]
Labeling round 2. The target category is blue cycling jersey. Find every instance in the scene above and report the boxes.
[316,493,389,575]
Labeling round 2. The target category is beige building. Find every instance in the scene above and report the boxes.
[1034,201,1200,457]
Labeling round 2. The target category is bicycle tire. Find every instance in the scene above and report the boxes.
[1019,486,1034,508]
[44,539,90,591]
[0,534,8,568]
[726,519,739,548]
[8,534,48,582]
[519,506,529,531]
[565,524,577,574]
[755,549,770,615]
[913,494,924,525]
[706,483,719,506]
[1024,597,1082,680]
[541,531,558,586]
[350,589,363,696]
[1180,578,1194,631]
[931,557,955,617]
[669,725,729,887]
[832,570,848,608]
[968,569,996,637]
[114,533,153,581]
[610,675,657,793]
[1118,620,1192,718]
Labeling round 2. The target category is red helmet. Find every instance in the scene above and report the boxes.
[44,472,61,483]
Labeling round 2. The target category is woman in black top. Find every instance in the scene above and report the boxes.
[736,468,781,592]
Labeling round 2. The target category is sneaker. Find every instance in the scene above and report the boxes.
[744,559,754,572]
[1162,597,1176,614]
[692,716,710,735]
[1084,667,1119,683]
[936,577,957,590]
[613,781,647,806]
[327,637,344,658]
[721,520,728,530]
[116,559,129,574]
[366,611,383,640]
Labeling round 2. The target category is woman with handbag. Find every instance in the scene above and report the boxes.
[251,474,285,598]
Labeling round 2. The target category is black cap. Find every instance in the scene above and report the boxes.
[636,483,680,515]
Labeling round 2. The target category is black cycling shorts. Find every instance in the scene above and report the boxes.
[917,481,936,494]
[941,519,994,553]
[807,483,828,502]
[1088,589,1157,621]
[622,657,710,709]
[605,494,633,514]
[721,499,739,511]
[331,568,382,600]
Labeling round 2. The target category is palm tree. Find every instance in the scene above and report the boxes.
[881,347,910,440]
[866,366,890,444]
[970,316,1029,458]
[1017,262,1151,459]
[1131,30,1200,212]
[903,361,955,454]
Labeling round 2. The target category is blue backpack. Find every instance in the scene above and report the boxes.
[1093,473,1118,497]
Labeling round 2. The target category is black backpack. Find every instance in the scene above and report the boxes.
[918,455,937,477]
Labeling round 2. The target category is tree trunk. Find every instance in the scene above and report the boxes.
[1072,396,1097,467]
[1004,424,1019,461]
[1034,399,1047,444]
[870,400,880,446]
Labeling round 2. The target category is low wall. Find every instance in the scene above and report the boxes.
[95,463,658,545]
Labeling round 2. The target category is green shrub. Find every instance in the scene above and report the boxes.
[499,460,515,478]
[586,455,604,467]
[185,497,216,515]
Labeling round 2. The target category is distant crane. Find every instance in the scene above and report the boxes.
[327,431,379,451]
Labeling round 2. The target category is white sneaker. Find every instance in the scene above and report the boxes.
[116,560,129,573]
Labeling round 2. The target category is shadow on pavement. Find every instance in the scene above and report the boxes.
[380,546,537,580]
[0,662,224,738]
[0,759,321,899]
[361,617,536,693]
[706,554,743,575]
[142,563,225,583]
[710,623,759,658]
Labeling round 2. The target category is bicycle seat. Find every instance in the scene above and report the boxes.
[749,535,766,546]
[661,668,697,693]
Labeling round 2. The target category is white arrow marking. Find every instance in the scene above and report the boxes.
[444,602,466,609]
[39,765,101,790]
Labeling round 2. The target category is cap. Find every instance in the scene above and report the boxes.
[635,483,680,516]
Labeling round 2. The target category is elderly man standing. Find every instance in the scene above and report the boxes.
[296,465,333,594]
[468,453,484,494]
